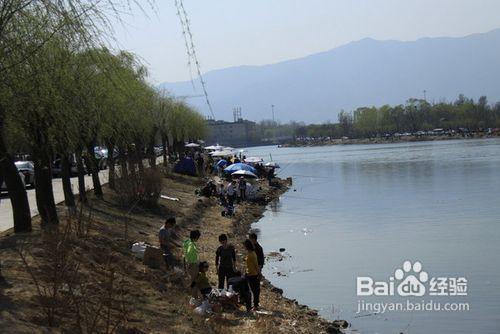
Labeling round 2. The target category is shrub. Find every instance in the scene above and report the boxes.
[114,168,163,208]
[18,218,130,332]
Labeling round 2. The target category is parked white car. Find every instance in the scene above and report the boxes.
[15,161,35,187]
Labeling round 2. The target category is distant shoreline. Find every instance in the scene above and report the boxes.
[280,133,500,148]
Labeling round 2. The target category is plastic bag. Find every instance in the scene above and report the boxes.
[189,297,201,307]
[193,300,211,315]
[131,242,147,259]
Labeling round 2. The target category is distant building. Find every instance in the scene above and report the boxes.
[206,119,258,147]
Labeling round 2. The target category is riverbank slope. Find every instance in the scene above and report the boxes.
[0,172,342,333]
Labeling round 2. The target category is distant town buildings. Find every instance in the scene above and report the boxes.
[206,119,258,147]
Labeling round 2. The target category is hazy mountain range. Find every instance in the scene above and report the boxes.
[159,29,500,124]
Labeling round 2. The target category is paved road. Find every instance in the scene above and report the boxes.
[0,171,109,232]
[0,157,165,232]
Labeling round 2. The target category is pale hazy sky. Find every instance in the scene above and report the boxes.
[111,0,500,84]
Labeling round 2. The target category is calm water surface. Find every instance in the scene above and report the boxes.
[245,139,500,334]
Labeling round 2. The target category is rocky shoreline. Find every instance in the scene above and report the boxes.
[225,180,347,333]
[187,177,347,333]
[281,133,499,148]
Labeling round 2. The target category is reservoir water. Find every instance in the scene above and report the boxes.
[246,138,500,334]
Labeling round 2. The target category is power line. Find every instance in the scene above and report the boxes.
[174,0,215,120]
[174,3,196,90]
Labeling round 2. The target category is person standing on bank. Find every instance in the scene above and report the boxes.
[243,239,261,310]
[215,234,236,289]
[238,177,247,201]
[217,182,226,205]
[183,230,201,297]
[249,232,265,270]
[267,166,275,186]
[159,217,176,269]
[226,180,236,206]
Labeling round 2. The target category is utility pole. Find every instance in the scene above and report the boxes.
[271,104,277,144]
[423,90,427,101]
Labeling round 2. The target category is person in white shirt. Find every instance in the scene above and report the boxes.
[217,182,226,205]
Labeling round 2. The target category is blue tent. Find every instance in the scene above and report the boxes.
[174,157,196,176]
[224,163,257,174]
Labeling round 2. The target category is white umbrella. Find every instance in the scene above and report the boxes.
[205,145,223,150]
[210,150,234,157]
[244,157,263,163]
[265,161,280,168]
[231,170,258,178]
[185,143,200,148]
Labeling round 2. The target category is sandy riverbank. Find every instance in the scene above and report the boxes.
[0,172,344,333]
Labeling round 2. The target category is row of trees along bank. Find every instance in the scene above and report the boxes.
[255,96,500,140]
[0,1,207,233]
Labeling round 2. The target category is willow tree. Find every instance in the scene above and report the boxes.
[0,0,148,231]
[2,15,73,226]
[167,101,207,154]
[157,95,175,166]
[4,28,91,225]
[97,51,143,188]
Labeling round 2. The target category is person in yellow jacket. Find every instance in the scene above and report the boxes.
[243,239,261,310]
[183,230,201,297]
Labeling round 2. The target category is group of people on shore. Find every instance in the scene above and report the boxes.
[199,177,251,218]
[218,178,248,205]
[158,217,265,312]
[181,149,277,193]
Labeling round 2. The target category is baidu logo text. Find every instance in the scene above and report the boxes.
[357,260,468,297]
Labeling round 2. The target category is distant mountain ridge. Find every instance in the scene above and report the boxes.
[159,29,500,123]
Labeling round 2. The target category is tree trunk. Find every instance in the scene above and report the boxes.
[75,149,87,203]
[136,144,145,173]
[148,139,156,169]
[173,139,184,157]
[61,153,76,212]
[119,148,128,179]
[106,142,116,189]
[86,144,103,198]
[0,131,32,233]
[127,147,136,178]
[172,139,178,157]
[161,134,168,167]
[33,151,59,226]
[138,158,144,173]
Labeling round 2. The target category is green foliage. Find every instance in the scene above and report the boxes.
[350,97,500,138]
[0,0,206,218]
[1,13,206,157]
[288,97,500,139]
[166,101,207,142]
